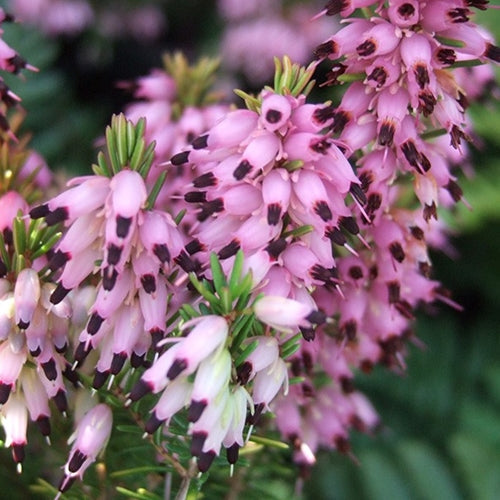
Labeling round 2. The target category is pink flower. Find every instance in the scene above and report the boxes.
[58,403,112,496]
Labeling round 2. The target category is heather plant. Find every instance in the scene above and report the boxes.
[0,2,499,500]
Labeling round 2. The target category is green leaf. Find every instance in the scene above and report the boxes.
[396,440,462,500]
[358,449,412,500]
[115,486,162,499]
[449,433,500,500]
[210,252,227,297]
[234,339,259,367]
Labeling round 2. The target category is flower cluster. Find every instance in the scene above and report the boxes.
[217,0,333,84]
[0,11,36,137]
[29,116,186,390]
[0,2,498,497]
[122,53,229,215]
[8,0,165,39]
[126,253,300,472]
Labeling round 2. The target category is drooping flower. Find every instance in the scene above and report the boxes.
[57,403,112,497]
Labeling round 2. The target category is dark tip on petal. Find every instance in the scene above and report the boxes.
[0,258,6,278]
[340,376,355,394]
[398,2,415,18]
[340,319,357,341]
[63,364,80,387]
[247,402,265,425]
[437,48,456,66]
[197,198,224,222]
[313,104,335,124]
[93,370,109,390]
[418,90,437,116]
[314,200,332,222]
[265,237,286,259]
[30,346,42,357]
[191,432,207,457]
[68,449,86,473]
[42,359,58,381]
[48,250,71,271]
[324,0,349,16]
[185,238,205,255]
[267,203,282,225]
[395,300,414,320]
[188,400,207,423]
[324,63,348,87]
[116,216,132,239]
[36,416,51,436]
[87,312,104,335]
[184,191,207,203]
[314,40,336,59]
[265,109,282,124]
[331,109,350,134]
[339,216,359,235]
[174,251,201,273]
[191,134,208,149]
[74,341,91,365]
[233,160,252,181]
[110,352,127,375]
[193,172,217,188]
[311,264,338,288]
[325,227,346,246]
[218,239,240,260]
[414,64,430,89]
[378,122,395,147]
[145,412,163,434]
[237,361,252,385]
[50,283,70,305]
[466,0,488,11]
[448,7,470,23]
[102,266,118,291]
[197,451,216,473]
[12,444,25,464]
[129,378,153,402]
[389,242,405,263]
[141,274,157,294]
[368,66,388,87]
[0,383,12,404]
[226,443,240,464]
[356,39,376,57]
[365,193,382,221]
[29,204,49,219]
[300,326,316,341]
[131,351,146,368]
[107,243,122,266]
[153,243,171,263]
[446,179,463,202]
[335,436,351,454]
[410,226,424,240]
[58,475,77,494]
[45,206,69,226]
[387,280,401,304]
[419,261,432,278]
[167,358,188,380]
[348,265,363,280]
[53,389,68,413]
[17,319,29,330]
[423,202,437,221]
[170,151,190,165]
[350,183,367,205]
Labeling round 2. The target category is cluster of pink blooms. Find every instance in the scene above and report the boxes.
[0,9,37,137]
[122,59,229,215]
[8,0,165,39]
[0,0,498,497]
[217,0,334,84]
